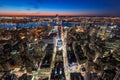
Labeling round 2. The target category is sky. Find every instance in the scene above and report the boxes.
[0,0,120,16]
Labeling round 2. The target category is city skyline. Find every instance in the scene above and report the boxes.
[0,0,120,16]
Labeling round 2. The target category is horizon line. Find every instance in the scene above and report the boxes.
[0,13,119,17]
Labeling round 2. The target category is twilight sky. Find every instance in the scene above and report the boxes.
[0,0,120,16]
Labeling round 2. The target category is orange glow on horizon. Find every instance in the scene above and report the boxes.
[0,12,90,16]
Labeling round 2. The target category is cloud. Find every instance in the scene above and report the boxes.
[36,0,43,4]
[0,5,4,7]
[26,8,31,11]
[27,0,42,9]
[33,5,39,9]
